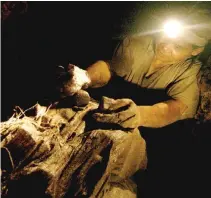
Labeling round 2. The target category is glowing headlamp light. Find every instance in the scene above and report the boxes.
[162,19,207,46]
[163,19,183,38]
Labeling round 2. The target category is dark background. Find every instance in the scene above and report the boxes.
[2,1,136,120]
[1,2,211,198]
[2,1,211,120]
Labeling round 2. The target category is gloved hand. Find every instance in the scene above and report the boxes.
[59,64,91,97]
[93,97,141,129]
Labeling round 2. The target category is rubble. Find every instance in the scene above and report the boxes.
[1,99,146,198]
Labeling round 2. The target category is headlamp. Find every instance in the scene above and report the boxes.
[163,19,207,46]
[163,19,183,38]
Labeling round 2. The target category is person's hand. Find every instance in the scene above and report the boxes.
[93,97,141,129]
[60,64,91,97]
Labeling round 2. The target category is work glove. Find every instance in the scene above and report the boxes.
[93,97,141,129]
[58,64,91,97]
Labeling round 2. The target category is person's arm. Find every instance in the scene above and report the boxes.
[94,97,188,129]
[86,36,137,88]
[137,99,187,128]
[60,61,112,96]
[94,62,200,129]
[86,60,112,88]
[138,63,201,128]
[61,36,137,96]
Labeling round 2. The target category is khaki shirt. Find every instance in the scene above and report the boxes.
[110,36,201,119]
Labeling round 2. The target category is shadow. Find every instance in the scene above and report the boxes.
[64,144,112,197]
[88,75,171,107]
[6,171,51,198]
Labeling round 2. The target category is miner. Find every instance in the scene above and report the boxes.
[59,5,211,196]
[61,7,211,128]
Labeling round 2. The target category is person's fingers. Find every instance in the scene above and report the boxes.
[67,63,76,71]
[100,97,133,112]
[99,97,115,111]
[93,112,120,124]
[109,99,133,111]
[62,65,83,96]
[59,64,91,97]
[63,82,82,96]
[93,107,136,124]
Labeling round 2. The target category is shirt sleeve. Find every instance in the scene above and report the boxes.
[167,61,201,119]
[110,36,150,77]
[109,37,135,78]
